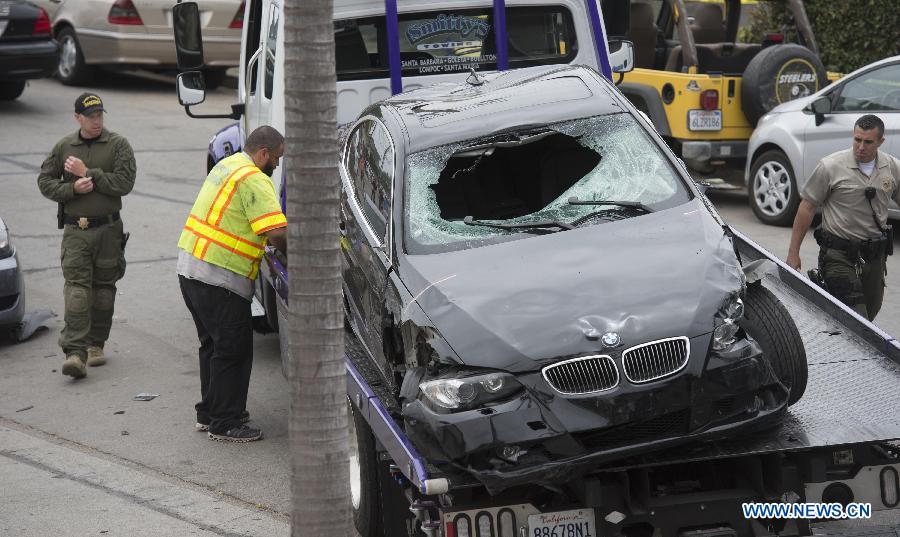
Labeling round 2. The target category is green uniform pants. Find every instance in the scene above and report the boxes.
[818,247,886,321]
[59,220,126,359]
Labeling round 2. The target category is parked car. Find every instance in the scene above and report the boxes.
[747,55,900,225]
[0,0,58,100]
[0,216,54,341]
[0,216,24,333]
[340,64,808,489]
[30,0,241,86]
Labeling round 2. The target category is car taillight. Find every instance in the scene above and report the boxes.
[765,33,784,43]
[700,89,719,111]
[32,8,51,36]
[229,1,245,29]
[108,0,143,25]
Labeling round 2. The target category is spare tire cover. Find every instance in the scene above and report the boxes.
[742,43,827,126]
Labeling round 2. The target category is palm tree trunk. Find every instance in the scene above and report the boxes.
[284,0,348,535]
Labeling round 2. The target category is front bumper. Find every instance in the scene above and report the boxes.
[403,334,788,493]
[681,140,748,163]
[0,40,58,80]
[77,29,239,67]
[0,252,25,327]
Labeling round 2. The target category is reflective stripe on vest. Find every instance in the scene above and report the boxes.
[183,215,264,261]
[206,165,256,225]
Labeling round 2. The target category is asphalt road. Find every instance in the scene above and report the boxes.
[1,74,899,534]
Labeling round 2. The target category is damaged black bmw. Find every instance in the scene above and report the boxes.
[340,65,807,493]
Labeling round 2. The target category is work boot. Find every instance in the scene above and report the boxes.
[62,354,87,379]
[86,345,106,367]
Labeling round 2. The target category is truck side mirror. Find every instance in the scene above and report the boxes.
[173,2,205,71]
[811,96,832,126]
[608,40,635,74]
[177,71,206,106]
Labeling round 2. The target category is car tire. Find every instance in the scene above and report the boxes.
[56,27,94,86]
[742,43,827,126]
[349,398,382,537]
[739,284,808,406]
[203,68,228,90]
[0,81,26,101]
[749,150,799,227]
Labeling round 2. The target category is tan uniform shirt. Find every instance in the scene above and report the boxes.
[800,149,900,241]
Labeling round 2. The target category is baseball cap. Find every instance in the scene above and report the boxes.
[74,93,105,115]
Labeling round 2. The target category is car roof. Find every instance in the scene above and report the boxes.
[367,65,625,154]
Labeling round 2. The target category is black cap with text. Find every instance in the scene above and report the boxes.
[74,93,105,115]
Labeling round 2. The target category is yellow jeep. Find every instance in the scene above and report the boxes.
[608,0,828,184]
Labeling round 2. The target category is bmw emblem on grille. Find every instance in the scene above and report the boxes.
[601,332,621,347]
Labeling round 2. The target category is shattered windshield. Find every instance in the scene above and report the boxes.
[404,113,692,253]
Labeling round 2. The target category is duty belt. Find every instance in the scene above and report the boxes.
[813,228,890,260]
[63,212,120,230]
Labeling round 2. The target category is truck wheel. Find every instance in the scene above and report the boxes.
[349,398,381,537]
[742,44,827,126]
[0,81,26,100]
[739,284,808,405]
[749,150,799,226]
[56,27,94,86]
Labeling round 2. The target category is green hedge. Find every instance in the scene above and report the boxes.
[742,0,900,73]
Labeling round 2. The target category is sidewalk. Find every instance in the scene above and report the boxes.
[0,426,288,537]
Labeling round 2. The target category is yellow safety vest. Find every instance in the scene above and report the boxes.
[178,152,287,280]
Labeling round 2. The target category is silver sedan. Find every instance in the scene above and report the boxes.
[32,0,241,86]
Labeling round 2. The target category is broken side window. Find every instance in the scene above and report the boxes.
[404,113,691,253]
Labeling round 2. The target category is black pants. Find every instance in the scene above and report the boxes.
[179,276,253,434]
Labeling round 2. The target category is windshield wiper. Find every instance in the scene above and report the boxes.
[567,196,654,213]
[463,215,574,232]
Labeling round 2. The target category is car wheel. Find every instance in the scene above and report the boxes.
[349,397,382,537]
[56,27,94,86]
[0,81,26,101]
[749,150,799,227]
[203,68,228,90]
[741,43,827,126]
[739,284,808,406]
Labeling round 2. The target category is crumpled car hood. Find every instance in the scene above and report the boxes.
[401,199,743,372]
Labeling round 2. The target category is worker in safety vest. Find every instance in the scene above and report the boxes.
[176,126,287,443]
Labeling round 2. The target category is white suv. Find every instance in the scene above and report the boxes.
[746,55,900,226]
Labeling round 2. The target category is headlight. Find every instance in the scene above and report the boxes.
[713,294,744,351]
[419,372,521,411]
[0,227,12,260]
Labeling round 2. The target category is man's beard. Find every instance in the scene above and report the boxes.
[261,165,275,177]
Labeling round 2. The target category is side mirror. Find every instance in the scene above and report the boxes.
[177,71,206,106]
[811,96,832,126]
[173,2,205,71]
[608,39,635,74]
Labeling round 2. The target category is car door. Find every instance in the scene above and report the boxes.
[340,117,396,385]
[804,61,900,181]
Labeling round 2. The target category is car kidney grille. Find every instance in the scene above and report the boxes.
[542,355,619,394]
[622,337,690,383]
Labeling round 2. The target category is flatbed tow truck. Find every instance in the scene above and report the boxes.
[343,227,900,537]
[170,1,900,534]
